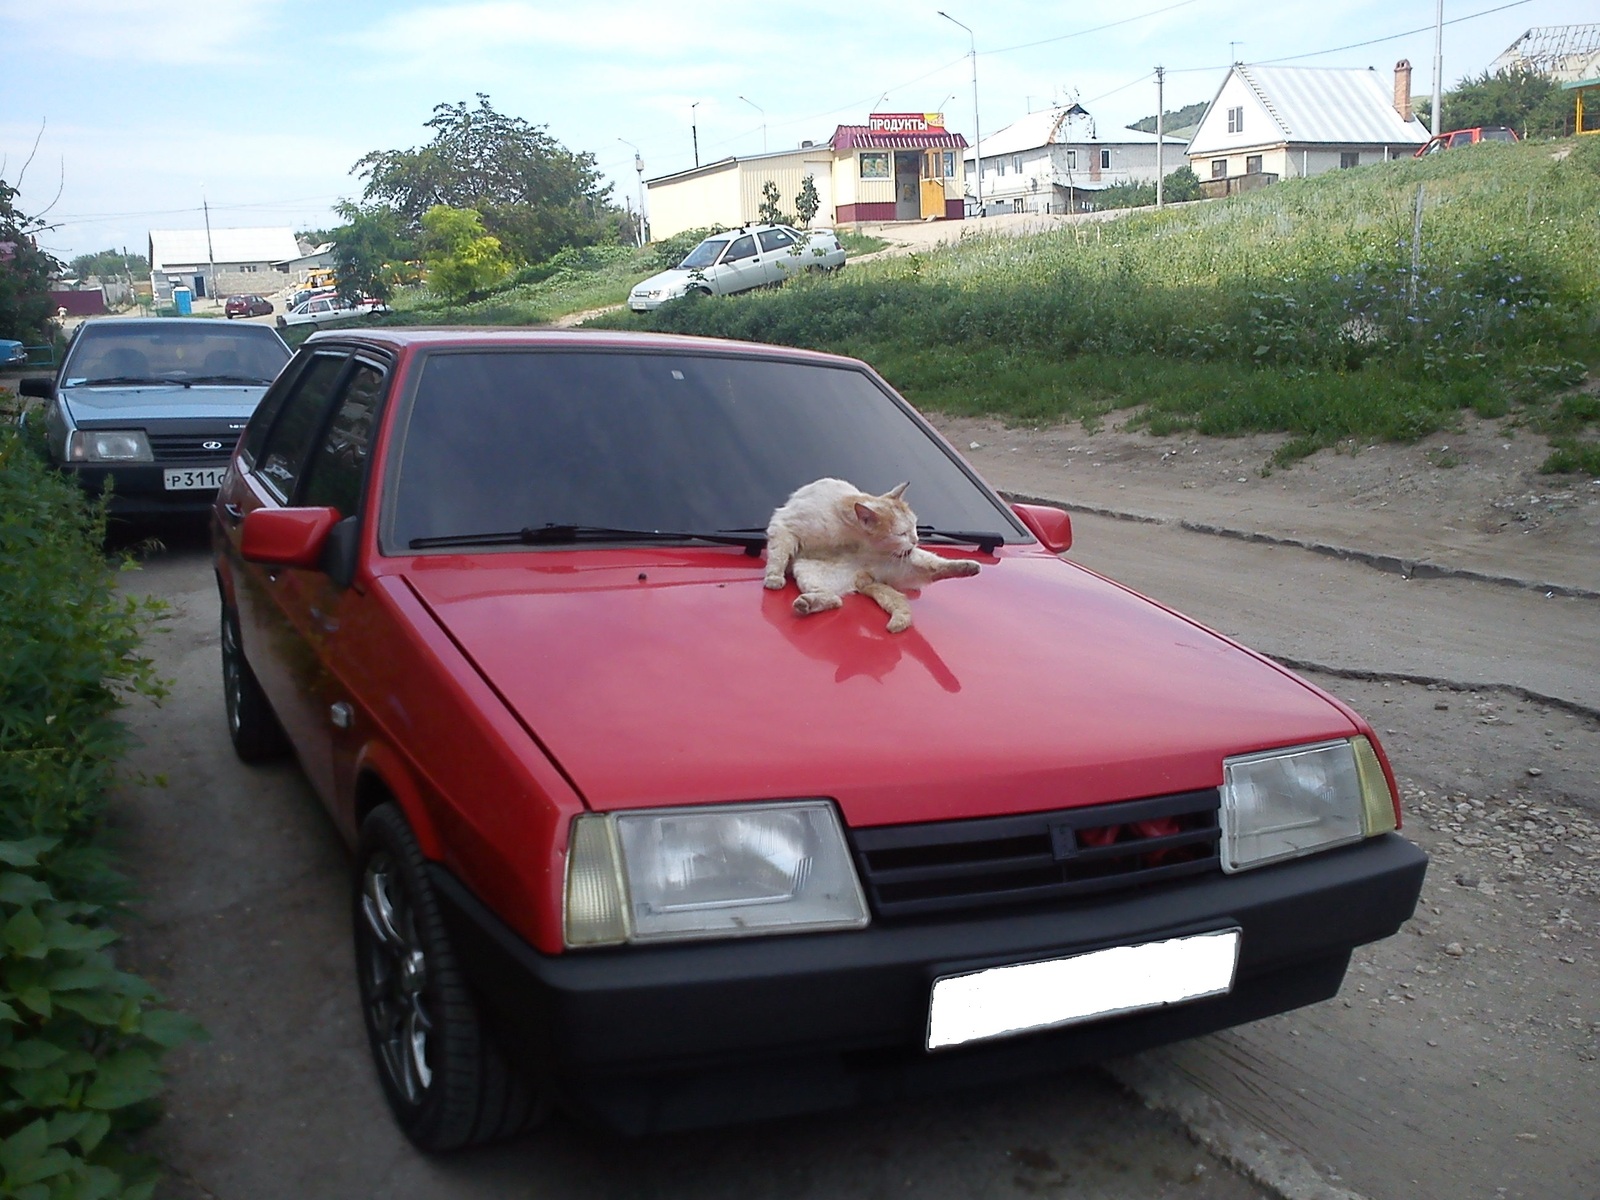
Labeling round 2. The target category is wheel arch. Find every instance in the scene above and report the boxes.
[352,742,446,861]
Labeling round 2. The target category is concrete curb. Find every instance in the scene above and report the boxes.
[1104,1057,1370,1200]
[1002,491,1600,603]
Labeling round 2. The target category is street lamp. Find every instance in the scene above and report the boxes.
[690,101,701,168]
[618,138,646,247]
[738,95,766,153]
[937,11,982,216]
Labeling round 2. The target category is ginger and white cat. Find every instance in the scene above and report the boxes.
[764,478,980,633]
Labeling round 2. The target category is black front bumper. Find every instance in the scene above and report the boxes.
[61,463,226,515]
[432,833,1427,1134]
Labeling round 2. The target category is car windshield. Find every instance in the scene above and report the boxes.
[384,349,1025,552]
[63,324,290,386]
[679,239,730,269]
[1482,128,1515,142]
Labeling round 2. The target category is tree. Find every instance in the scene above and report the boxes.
[794,174,820,228]
[353,95,621,264]
[757,180,790,226]
[421,205,509,302]
[330,202,418,305]
[69,249,147,280]
[0,178,59,343]
[1417,69,1572,138]
[1163,165,1203,202]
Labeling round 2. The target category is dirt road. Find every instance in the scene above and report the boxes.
[106,407,1598,1199]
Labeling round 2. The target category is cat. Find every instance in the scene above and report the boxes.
[764,478,980,633]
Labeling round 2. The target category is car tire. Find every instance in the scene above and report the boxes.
[355,804,547,1152]
[220,603,289,762]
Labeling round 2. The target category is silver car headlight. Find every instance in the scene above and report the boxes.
[1220,736,1397,873]
[565,800,870,947]
[66,429,153,462]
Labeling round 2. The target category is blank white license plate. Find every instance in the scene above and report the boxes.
[163,467,227,490]
[926,928,1241,1050]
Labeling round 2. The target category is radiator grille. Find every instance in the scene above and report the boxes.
[850,789,1221,919]
[148,433,233,463]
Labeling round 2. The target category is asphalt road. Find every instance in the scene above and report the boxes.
[111,521,1273,1200]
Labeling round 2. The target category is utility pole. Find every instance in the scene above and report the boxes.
[1155,66,1165,209]
[691,101,701,168]
[1430,0,1444,135]
[938,11,982,216]
[619,138,646,247]
[202,190,216,305]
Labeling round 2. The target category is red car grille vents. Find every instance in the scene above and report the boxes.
[849,789,1221,918]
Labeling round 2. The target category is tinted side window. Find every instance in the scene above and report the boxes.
[724,235,757,262]
[256,353,348,502]
[757,228,795,252]
[300,361,385,516]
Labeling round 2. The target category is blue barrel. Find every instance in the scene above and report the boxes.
[173,287,192,315]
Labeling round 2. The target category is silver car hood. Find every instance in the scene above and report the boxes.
[631,268,696,295]
[61,384,266,426]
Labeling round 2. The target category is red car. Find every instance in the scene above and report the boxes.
[1414,125,1519,156]
[212,328,1426,1149]
[224,293,274,318]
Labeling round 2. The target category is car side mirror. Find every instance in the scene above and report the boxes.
[1011,503,1072,553]
[241,506,341,569]
[19,377,53,399]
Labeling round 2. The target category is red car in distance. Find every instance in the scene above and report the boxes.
[211,328,1427,1150]
[1414,125,1519,156]
[224,293,274,318]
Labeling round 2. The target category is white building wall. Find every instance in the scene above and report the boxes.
[1187,74,1284,158]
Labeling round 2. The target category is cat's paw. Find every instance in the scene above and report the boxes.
[886,611,912,633]
[945,560,981,577]
[763,572,787,590]
[793,591,841,616]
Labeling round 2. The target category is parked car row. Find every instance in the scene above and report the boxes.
[629,223,846,311]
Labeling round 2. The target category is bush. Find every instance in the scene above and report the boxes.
[0,428,197,1196]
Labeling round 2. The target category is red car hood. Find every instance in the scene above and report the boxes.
[401,548,1356,827]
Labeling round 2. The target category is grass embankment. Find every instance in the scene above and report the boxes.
[600,138,1600,472]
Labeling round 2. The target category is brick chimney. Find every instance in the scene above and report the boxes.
[1394,60,1413,122]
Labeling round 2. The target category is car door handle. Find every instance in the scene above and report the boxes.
[222,502,244,524]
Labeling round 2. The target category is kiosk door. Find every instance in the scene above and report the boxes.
[921,150,946,220]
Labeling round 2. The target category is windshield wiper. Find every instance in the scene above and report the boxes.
[187,373,272,385]
[917,526,1006,553]
[79,375,169,387]
[410,524,768,554]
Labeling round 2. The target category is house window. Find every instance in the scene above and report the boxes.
[995,157,1005,176]
[1227,106,1244,133]
[1099,148,1111,170]
[1065,149,1078,170]
[1012,155,1022,174]
[1245,154,1262,175]
[1211,158,1228,179]
[241,264,258,273]
[942,150,956,178]
[1340,151,1360,169]
[859,152,890,180]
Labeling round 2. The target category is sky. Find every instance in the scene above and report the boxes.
[1,0,1582,263]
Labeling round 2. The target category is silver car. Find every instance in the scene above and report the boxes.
[629,224,845,311]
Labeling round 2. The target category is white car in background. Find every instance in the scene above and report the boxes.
[629,224,846,311]
[276,294,387,330]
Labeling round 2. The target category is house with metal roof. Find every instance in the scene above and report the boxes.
[1187,62,1429,195]
[1491,24,1600,82]
[963,104,1189,215]
[643,113,969,239]
[147,226,301,301]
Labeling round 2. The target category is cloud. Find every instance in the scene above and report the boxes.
[13,0,278,66]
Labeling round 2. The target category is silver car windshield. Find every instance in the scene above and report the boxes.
[63,324,290,387]
[679,239,730,269]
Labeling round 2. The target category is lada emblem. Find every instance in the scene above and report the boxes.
[201,440,225,451]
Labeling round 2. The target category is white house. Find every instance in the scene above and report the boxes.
[964,105,1189,215]
[1187,63,1429,194]
[147,226,301,301]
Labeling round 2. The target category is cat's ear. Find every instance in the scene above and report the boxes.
[853,501,880,527]
[886,481,909,500]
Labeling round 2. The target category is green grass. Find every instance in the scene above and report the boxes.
[605,137,1600,471]
[836,229,890,256]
